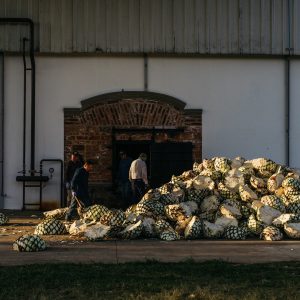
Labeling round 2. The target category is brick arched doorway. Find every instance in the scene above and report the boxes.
[64,91,202,204]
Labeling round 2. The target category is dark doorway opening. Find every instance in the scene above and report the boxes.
[113,141,151,184]
[113,141,193,189]
[150,142,193,188]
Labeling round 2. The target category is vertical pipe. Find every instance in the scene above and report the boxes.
[144,54,148,91]
[29,21,35,175]
[288,0,291,55]
[60,161,64,207]
[0,18,36,176]
[22,38,27,175]
[0,53,4,209]
[285,57,290,167]
[285,0,292,166]
[39,161,43,209]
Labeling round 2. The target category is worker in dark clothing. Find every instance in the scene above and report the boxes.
[65,151,83,205]
[65,159,94,221]
[116,151,133,207]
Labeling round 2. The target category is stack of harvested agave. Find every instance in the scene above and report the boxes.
[29,157,300,243]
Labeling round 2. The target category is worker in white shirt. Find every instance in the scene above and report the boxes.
[129,153,149,204]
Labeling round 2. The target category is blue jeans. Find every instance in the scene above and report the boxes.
[65,195,91,220]
[131,179,146,205]
[119,181,132,207]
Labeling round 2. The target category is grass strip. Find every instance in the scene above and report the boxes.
[0,260,299,300]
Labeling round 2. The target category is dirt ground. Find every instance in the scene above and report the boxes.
[1,210,300,266]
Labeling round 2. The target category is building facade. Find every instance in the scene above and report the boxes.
[0,0,299,209]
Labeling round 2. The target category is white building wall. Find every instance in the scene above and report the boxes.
[3,56,290,209]
[290,60,300,169]
[148,58,286,162]
[4,57,144,209]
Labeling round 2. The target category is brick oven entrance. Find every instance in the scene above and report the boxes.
[64,91,202,205]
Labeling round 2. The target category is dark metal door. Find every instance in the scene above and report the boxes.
[150,142,193,188]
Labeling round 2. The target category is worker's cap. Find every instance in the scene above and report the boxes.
[84,159,95,165]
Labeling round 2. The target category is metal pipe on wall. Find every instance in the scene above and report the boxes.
[22,38,28,176]
[0,18,36,175]
[285,57,290,167]
[144,54,148,91]
[285,0,292,166]
[0,53,4,209]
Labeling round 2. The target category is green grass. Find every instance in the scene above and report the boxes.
[0,261,299,300]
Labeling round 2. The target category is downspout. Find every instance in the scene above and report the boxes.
[285,0,292,166]
[22,38,28,177]
[0,18,36,175]
[144,53,148,91]
[285,57,290,167]
[0,53,4,209]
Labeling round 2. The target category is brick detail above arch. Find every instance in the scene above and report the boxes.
[81,91,187,110]
[80,99,185,127]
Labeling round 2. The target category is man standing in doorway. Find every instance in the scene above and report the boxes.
[65,151,83,205]
[116,151,133,208]
[129,153,149,204]
[65,159,94,221]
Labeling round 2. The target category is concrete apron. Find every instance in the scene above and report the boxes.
[0,216,300,266]
[1,239,300,266]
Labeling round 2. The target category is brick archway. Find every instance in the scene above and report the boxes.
[64,91,202,184]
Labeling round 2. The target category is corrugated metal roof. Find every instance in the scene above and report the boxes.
[0,0,298,55]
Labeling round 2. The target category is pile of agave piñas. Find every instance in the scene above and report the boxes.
[16,157,300,246]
